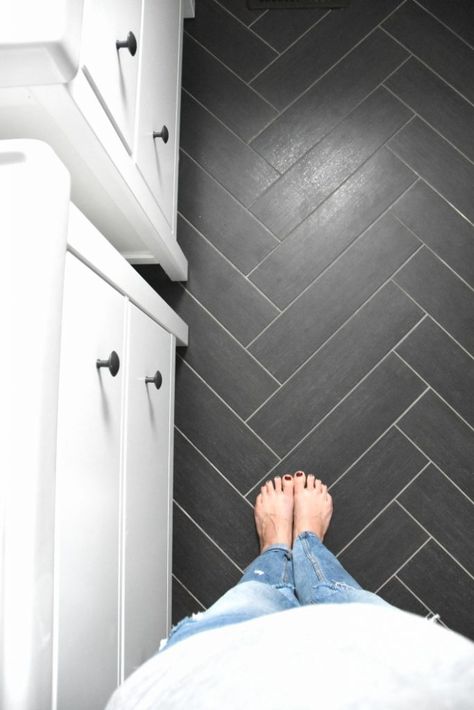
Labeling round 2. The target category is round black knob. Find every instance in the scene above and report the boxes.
[116,31,137,56]
[145,371,162,389]
[96,351,120,377]
[153,126,169,144]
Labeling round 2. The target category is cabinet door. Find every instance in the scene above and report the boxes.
[81,0,142,152]
[121,302,174,680]
[134,0,182,229]
[55,254,125,710]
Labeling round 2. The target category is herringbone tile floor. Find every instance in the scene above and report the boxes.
[138,0,474,639]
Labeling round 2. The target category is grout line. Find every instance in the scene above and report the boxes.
[334,461,431,558]
[393,352,474,432]
[244,382,430,499]
[181,88,280,177]
[174,500,244,573]
[177,358,283,462]
[178,149,280,252]
[248,9,269,29]
[374,537,432,593]
[175,425,255,509]
[379,26,474,109]
[246,236,424,378]
[177,205,283,315]
[391,279,474,362]
[395,426,474,508]
[211,0,282,55]
[247,9,332,84]
[171,280,281,386]
[245,281,427,427]
[412,0,474,51]
[383,84,474,166]
[182,30,280,113]
[393,575,436,615]
[172,573,206,610]
[325,386,430,492]
[393,214,474,292]
[396,500,474,583]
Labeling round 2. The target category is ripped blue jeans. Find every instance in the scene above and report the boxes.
[161,532,389,651]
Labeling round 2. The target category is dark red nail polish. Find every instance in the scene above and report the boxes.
[284,475,292,481]
[296,471,304,477]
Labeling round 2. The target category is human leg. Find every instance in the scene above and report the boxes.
[161,476,299,651]
[292,472,390,607]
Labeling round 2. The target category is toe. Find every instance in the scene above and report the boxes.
[265,480,274,494]
[315,478,322,492]
[307,474,315,489]
[274,476,282,492]
[294,470,305,491]
[282,474,294,495]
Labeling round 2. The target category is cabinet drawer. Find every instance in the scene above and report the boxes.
[81,0,142,152]
[134,0,182,229]
[121,302,174,679]
[55,253,126,710]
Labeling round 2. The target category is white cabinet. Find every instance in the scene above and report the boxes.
[0,0,189,280]
[0,140,188,710]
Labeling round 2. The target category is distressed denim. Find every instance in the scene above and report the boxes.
[161,533,389,651]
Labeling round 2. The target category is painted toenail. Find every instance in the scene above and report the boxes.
[284,475,292,481]
[296,472,304,477]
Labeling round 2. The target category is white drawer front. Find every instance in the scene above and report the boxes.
[134,0,182,229]
[81,0,142,152]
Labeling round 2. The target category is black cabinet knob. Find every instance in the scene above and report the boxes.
[153,126,169,144]
[116,31,137,56]
[96,351,120,377]
[145,371,162,390]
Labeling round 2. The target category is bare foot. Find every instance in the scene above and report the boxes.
[254,476,294,552]
[293,471,333,544]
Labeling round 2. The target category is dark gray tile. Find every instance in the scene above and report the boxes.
[182,34,277,143]
[399,391,474,500]
[338,503,428,591]
[270,355,426,488]
[391,181,474,288]
[393,247,474,355]
[399,540,474,640]
[251,30,408,173]
[251,0,403,110]
[175,361,278,493]
[399,465,474,576]
[250,214,420,381]
[184,0,276,82]
[174,432,259,568]
[385,58,474,161]
[173,292,278,420]
[325,428,427,554]
[172,504,241,608]
[389,118,474,224]
[396,318,474,426]
[383,1,474,103]
[249,282,423,454]
[176,217,279,346]
[249,148,416,309]
[178,152,278,274]
[250,88,412,238]
[378,576,430,617]
[416,0,474,46]
[180,92,278,208]
[251,6,329,52]
[172,576,205,625]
